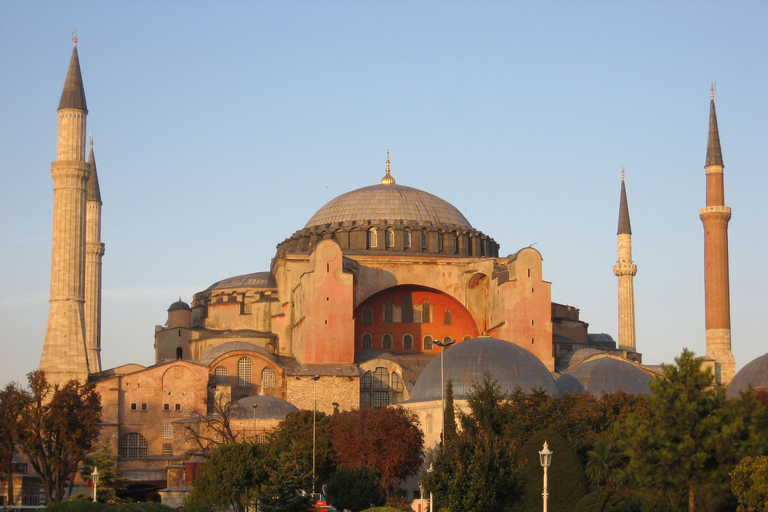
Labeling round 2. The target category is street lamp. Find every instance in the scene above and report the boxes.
[311,375,321,494]
[539,441,553,512]
[432,338,455,445]
[91,466,99,502]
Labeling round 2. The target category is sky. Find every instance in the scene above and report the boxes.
[1,2,767,388]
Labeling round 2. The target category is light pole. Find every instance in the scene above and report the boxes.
[432,338,455,444]
[539,441,553,512]
[252,403,258,441]
[91,466,99,502]
[311,375,321,494]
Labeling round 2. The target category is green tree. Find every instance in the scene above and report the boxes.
[187,442,266,512]
[731,456,768,512]
[268,410,335,491]
[80,441,125,502]
[18,371,102,504]
[585,439,627,490]
[326,466,385,512]
[620,349,763,512]
[331,406,423,496]
[443,380,457,445]
[259,441,312,512]
[0,383,25,505]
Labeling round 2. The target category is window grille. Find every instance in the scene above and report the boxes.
[368,228,378,249]
[423,335,433,350]
[362,307,373,324]
[362,333,372,349]
[403,334,413,350]
[214,366,228,384]
[238,358,252,387]
[382,334,393,350]
[261,367,275,389]
[373,367,388,389]
[162,424,172,439]
[119,433,148,459]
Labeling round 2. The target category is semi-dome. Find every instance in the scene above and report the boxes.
[556,357,652,395]
[304,183,472,229]
[234,395,299,420]
[727,353,768,398]
[407,337,558,403]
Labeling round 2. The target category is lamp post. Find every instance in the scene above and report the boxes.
[432,338,455,444]
[311,375,321,494]
[539,441,553,512]
[91,466,99,502]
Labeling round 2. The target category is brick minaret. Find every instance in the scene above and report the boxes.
[40,37,91,386]
[699,87,735,385]
[85,139,104,373]
[613,170,637,352]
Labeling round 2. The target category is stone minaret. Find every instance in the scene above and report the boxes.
[85,138,104,373]
[40,37,91,386]
[700,86,735,385]
[613,169,637,352]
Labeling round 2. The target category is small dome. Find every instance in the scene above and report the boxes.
[168,299,191,311]
[234,395,299,420]
[727,353,768,398]
[304,183,471,230]
[557,357,652,395]
[407,337,557,402]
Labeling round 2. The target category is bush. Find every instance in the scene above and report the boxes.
[573,490,640,512]
[43,502,106,512]
[326,466,385,512]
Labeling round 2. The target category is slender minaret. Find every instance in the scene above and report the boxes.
[84,137,104,373]
[613,169,637,352]
[700,85,735,385]
[40,36,91,386]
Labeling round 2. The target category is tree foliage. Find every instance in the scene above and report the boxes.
[331,406,423,495]
[443,379,457,445]
[326,466,385,512]
[17,371,102,504]
[186,442,267,512]
[0,382,25,505]
[268,410,335,491]
[183,394,245,456]
[80,441,125,502]
[731,456,768,512]
[619,349,765,512]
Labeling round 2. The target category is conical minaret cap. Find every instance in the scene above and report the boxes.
[617,171,632,235]
[58,41,88,112]
[86,139,101,203]
[705,93,723,167]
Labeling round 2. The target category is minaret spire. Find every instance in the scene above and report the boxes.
[613,168,637,352]
[40,40,92,386]
[85,137,104,373]
[700,88,735,384]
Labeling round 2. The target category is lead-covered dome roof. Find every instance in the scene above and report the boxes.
[235,395,299,420]
[407,337,558,403]
[304,183,471,230]
[556,357,653,395]
[727,353,768,398]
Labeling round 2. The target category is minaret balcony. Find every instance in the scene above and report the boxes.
[613,263,637,276]
[699,205,731,220]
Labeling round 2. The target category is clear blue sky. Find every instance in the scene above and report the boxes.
[1,2,767,388]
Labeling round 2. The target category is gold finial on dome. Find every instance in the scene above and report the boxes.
[380,149,396,185]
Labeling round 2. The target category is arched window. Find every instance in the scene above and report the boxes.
[119,433,148,459]
[401,293,413,323]
[404,229,411,249]
[362,307,373,325]
[368,228,378,249]
[237,358,252,388]
[444,310,452,325]
[426,414,433,435]
[422,302,431,323]
[386,228,395,248]
[373,367,388,389]
[437,232,444,252]
[391,373,403,391]
[462,334,472,341]
[214,366,228,384]
[362,333,373,349]
[261,367,275,389]
[421,229,428,249]
[443,335,453,344]
[403,334,413,350]
[176,347,182,360]
[361,371,372,389]
[382,333,393,350]
[384,301,393,323]
[423,335,433,351]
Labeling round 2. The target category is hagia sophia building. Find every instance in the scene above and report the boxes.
[33,39,765,505]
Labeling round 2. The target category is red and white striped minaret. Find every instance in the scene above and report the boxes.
[699,85,735,385]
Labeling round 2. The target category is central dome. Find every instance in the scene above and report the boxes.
[304,183,472,229]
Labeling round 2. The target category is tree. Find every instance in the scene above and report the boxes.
[268,410,335,491]
[443,379,457,445]
[187,442,267,512]
[80,441,125,502]
[0,383,25,505]
[17,371,102,504]
[731,456,768,512]
[259,441,313,512]
[184,394,245,456]
[331,406,423,495]
[326,466,385,512]
[585,439,627,490]
[619,349,764,512]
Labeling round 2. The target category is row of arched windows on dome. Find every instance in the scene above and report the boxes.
[362,333,471,351]
[360,367,404,407]
[366,227,466,254]
[213,359,275,390]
